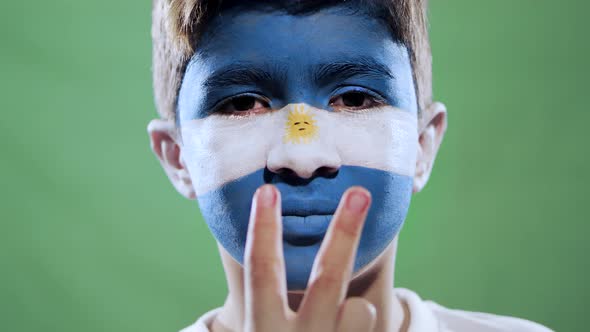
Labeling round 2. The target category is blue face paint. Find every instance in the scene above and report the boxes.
[177,4,418,290]
[198,166,412,289]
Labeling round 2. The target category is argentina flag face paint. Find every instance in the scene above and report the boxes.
[177,3,419,290]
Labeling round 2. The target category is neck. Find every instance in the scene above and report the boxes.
[211,236,407,332]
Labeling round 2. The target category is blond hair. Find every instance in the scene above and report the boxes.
[151,0,432,121]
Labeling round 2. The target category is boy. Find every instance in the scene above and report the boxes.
[147,0,553,331]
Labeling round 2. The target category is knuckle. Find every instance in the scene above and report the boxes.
[249,218,278,238]
[246,254,278,270]
[316,260,348,277]
[334,216,362,238]
[310,270,347,291]
[246,257,281,288]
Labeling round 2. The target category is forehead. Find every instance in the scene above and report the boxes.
[199,6,401,60]
[194,5,408,72]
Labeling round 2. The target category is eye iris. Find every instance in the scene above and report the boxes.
[232,96,256,111]
[342,92,366,107]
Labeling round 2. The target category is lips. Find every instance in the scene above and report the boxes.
[281,198,338,246]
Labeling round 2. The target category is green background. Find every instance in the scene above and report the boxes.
[1,1,588,331]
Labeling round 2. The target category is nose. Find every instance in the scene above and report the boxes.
[267,143,341,180]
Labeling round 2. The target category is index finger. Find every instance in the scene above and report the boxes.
[297,186,371,327]
[244,185,288,330]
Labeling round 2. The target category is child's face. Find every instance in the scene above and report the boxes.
[177,5,418,290]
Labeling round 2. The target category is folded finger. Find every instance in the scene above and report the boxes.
[337,297,377,332]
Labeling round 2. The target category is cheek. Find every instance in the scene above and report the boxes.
[330,108,418,177]
[344,166,413,273]
[180,112,281,196]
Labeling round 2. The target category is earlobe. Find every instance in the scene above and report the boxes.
[413,102,448,193]
[147,118,196,199]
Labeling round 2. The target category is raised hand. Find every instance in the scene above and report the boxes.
[244,184,376,332]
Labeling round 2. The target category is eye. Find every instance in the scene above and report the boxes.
[217,95,271,114]
[329,91,384,111]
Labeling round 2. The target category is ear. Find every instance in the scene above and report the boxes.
[147,118,196,199]
[413,102,448,193]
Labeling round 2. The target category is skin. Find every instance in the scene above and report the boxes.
[179,4,418,291]
[148,3,447,332]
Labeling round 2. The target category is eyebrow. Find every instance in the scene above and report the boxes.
[202,57,393,91]
[203,62,286,92]
[312,57,394,86]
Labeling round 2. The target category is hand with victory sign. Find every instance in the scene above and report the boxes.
[243,184,376,332]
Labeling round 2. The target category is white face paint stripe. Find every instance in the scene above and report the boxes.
[181,104,418,196]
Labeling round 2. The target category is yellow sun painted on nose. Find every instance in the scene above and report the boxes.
[283,104,319,144]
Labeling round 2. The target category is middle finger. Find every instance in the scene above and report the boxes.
[297,186,371,326]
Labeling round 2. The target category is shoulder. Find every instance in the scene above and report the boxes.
[179,307,222,332]
[395,288,554,332]
[425,300,554,332]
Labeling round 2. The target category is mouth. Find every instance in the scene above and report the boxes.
[281,198,337,246]
[282,214,333,246]
[281,196,338,247]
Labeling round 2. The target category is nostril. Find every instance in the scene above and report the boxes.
[276,167,297,178]
[313,166,339,178]
[270,166,338,181]
[265,164,339,184]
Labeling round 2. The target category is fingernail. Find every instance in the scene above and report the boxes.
[257,185,276,208]
[346,190,369,213]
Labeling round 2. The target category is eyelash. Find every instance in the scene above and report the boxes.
[213,88,386,115]
[213,93,271,115]
[329,87,386,110]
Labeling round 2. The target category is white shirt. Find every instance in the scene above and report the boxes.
[180,287,554,332]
